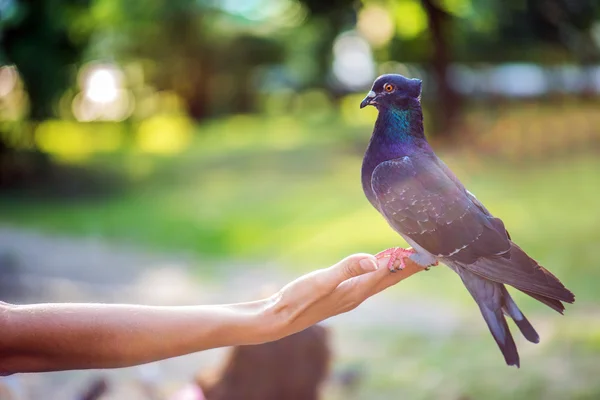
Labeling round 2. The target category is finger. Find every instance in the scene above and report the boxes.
[316,253,378,292]
[276,253,378,309]
[340,256,396,288]
[339,256,424,301]
[325,257,395,305]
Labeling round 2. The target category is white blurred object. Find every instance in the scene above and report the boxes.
[332,31,376,90]
[0,65,18,98]
[448,64,480,95]
[85,67,120,104]
[74,63,133,121]
[485,63,548,97]
[136,362,162,385]
[0,375,25,400]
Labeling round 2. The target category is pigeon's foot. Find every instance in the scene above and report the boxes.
[408,252,439,270]
[375,247,416,272]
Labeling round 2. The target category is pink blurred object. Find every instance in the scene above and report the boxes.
[168,383,206,400]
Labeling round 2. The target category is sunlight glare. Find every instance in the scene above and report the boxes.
[74,63,133,121]
[85,68,119,103]
[332,31,375,90]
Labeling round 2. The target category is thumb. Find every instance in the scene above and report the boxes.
[325,254,378,287]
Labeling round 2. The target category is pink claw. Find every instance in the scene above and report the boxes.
[375,247,416,272]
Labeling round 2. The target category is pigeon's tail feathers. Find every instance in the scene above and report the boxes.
[519,289,565,314]
[480,304,520,367]
[455,268,522,367]
[501,286,539,343]
[461,242,575,306]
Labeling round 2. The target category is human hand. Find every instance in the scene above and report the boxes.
[262,252,423,341]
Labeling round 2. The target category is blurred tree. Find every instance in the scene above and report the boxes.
[0,0,92,186]
[2,0,91,122]
[386,0,600,136]
[383,0,462,137]
[420,0,462,138]
[297,0,357,91]
[89,0,284,120]
[511,0,600,94]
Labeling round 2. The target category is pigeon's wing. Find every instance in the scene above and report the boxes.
[371,156,511,264]
[437,158,512,239]
[371,156,575,304]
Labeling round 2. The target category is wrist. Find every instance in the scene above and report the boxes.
[219,296,284,346]
[236,293,291,345]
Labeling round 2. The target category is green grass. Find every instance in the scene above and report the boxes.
[327,302,600,400]
[329,323,600,400]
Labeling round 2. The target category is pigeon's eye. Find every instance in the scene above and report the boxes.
[383,83,395,93]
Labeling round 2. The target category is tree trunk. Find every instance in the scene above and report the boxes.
[421,0,462,139]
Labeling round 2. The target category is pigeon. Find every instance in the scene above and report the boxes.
[360,74,575,367]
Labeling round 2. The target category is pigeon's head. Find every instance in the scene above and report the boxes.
[360,74,422,109]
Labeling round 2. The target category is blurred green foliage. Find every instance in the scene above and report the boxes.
[1,109,598,288]
[2,0,600,127]
[1,0,91,120]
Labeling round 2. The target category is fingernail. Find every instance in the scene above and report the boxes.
[360,257,378,271]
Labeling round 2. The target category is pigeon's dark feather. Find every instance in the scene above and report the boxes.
[500,285,539,343]
[439,160,513,243]
[371,156,510,264]
[518,290,565,314]
[459,243,575,303]
[454,267,521,367]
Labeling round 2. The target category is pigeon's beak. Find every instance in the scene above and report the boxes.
[360,91,377,109]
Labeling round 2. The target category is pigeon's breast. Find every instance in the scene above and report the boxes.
[362,141,415,206]
[361,149,386,208]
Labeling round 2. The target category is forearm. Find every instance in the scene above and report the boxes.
[0,300,276,374]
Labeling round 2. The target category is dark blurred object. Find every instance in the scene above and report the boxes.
[0,158,126,198]
[420,0,462,138]
[77,376,109,400]
[0,0,91,189]
[2,0,91,121]
[332,363,365,397]
[299,0,357,90]
[0,251,26,301]
[197,324,331,400]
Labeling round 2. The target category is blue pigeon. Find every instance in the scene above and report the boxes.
[360,74,575,367]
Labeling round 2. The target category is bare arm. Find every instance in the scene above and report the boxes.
[0,253,422,375]
[0,301,270,374]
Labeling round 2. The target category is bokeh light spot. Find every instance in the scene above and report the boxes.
[86,68,118,103]
[393,0,428,39]
[358,4,395,47]
[73,63,133,121]
[136,115,193,155]
[332,31,375,90]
